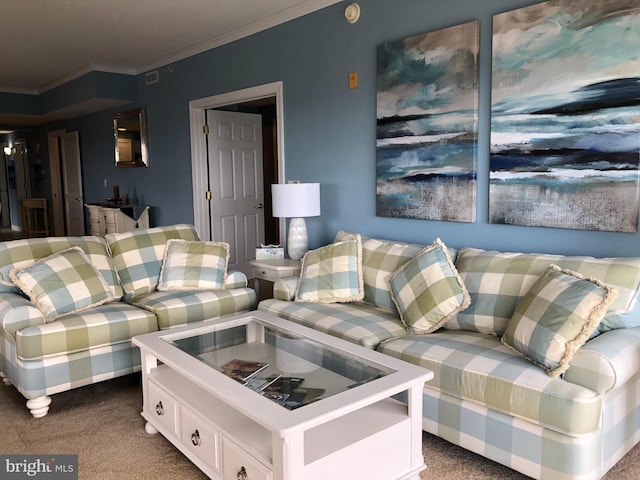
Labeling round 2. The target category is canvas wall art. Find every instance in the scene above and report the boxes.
[490,0,640,232]
[376,21,479,222]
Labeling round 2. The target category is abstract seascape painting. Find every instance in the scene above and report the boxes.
[376,21,479,222]
[490,0,640,232]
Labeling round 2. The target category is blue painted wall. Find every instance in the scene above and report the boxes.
[21,0,640,257]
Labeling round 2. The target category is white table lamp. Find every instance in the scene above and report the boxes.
[272,183,320,260]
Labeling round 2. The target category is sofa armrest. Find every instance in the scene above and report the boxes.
[273,276,300,301]
[224,270,248,289]
[564,327,640,393]
[0,293,46,340]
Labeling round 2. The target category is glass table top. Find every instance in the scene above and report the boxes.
[166,318,394,410]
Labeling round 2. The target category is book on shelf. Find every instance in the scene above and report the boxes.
[245,373,282,392]
[261,377,326,409]
[283,387,326,410]
[221,359,268,383]
[263,376,305,395]
[263,391,290,405]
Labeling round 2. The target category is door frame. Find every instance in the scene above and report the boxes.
[189,81,285,242]
[9,140,29,231]
[47,129,67,236]
[0,143,10,229]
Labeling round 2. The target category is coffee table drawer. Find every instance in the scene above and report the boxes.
[222,437,272,480]
[148,380,178,434]
[181,406,220,473]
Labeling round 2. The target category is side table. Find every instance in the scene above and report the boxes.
[249,258,301,300]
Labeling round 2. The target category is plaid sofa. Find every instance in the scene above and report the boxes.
[0,224,256,417]
[258,233,640,480]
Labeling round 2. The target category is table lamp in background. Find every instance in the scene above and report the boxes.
[271,182,321,261]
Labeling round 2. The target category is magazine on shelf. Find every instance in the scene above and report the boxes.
[221,359,268,383]
[245,373,282,392]
[283,387,326,410]
[263,391,290,405]
[261,377,326,409]
[263,376,305,394]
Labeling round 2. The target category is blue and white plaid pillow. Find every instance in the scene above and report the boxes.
[106,224,199,299]
[158,239,229,291]
[501,265,618,377]
[10,247,114,322]
[388,238,470,334]
[295,236,364,304]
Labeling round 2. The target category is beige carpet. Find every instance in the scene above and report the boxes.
[1,374,638,479]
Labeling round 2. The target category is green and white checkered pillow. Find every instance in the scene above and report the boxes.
[9,246,115,323]
[0,236,123,299]
[106,224,199,299]
[501,265,618,378]
[388,238,470,334]
[335,230,423,312]
[158,239,229,291]
[449,247,640,335]
[295,235,364,304]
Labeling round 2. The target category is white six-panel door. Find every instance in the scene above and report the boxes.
[206,109,265,276]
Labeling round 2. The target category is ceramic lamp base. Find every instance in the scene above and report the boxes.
[287,217,308,261]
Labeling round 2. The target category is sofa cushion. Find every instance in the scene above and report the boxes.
[335,231,459,313]
[388,238,470,334]
[128,287,257,329]
[10,247,115,323]
[449,248,640,335]
[158,239,229,291]
[15,303,158,360]
[0,236,123,299]
[335,231,424,312]
[564,326,640,393]
[378,331,602,436]
[295,236,364,303]
[502,265,617,378]
[106,224,199,299]
[258,298,406,349]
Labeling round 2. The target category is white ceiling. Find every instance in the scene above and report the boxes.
[0,0,342,127]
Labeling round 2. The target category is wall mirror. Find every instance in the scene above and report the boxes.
[113,108,148,167]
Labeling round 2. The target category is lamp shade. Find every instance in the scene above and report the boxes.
[271,183,320,218]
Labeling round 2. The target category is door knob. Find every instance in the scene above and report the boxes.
[255,203,264,209]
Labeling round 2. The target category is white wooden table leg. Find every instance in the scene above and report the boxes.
[141,351,160,435]
[0,371,12,385]
[26,396,52,418]
[408,384,427,478]
[145,421,159,434]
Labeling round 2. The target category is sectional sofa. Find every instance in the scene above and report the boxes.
[0,224,256,417]
[258,231,640,480]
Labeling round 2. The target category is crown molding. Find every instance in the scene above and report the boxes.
[137,0,342,74]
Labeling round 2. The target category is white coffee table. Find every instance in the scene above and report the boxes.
[132,311,433,480]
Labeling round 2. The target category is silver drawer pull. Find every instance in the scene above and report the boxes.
[191,429,201,446]
[155,401,164,416]
[237,466,248,480]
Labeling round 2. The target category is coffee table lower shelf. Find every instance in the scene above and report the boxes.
[141,365,425,480]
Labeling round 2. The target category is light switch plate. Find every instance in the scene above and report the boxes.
[349,72,358,89]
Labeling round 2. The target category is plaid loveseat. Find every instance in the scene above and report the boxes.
[258,232,640,480]
[0,224,256,417]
